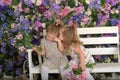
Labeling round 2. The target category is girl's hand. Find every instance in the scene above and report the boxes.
[53,37,60,42]
[32,46,37,51]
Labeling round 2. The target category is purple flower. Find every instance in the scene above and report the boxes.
[20,15,25,23]
[106,0,120,6]
[0,14,6,21]
[35,21,42,27]
[23,20,30,30]
[117,20,120,25]
[7,10,14,16]
[16,69,21,75]
[42,0,50,6]
[52,4,61,13]
[1,22,8,28]
[1,42,6,47]
[1,47,7,54]
[6,61,14,71]
[14,10,21,16]
[23,0,32,6]
[110,19,117,26]
[0,5,8,12]
[89,0,100,9]
[10,38,15,46]
[117,5,120,11]
[0,30,4,39]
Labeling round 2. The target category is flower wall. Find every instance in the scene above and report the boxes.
[0,0,120,78]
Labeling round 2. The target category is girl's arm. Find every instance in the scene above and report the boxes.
[54,37,64,52]
[32,46,45,55]
[74,46,86,71]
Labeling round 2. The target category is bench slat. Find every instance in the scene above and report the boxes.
[86,47,119,55]
[80,37,119,44]
[77,26,118,34]
[91,63,120,73]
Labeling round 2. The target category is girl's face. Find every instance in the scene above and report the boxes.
[58,29,64,41]
[47,33,57,41]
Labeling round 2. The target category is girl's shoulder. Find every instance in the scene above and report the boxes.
[41,38,47,45]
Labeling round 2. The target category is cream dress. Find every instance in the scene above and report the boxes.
[64,46,94,80]
[41,39,68,69]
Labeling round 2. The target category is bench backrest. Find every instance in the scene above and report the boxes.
[77,26,119,63]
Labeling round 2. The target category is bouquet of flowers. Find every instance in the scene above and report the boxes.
[65,60,94,80]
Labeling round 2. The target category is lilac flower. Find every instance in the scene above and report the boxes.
[20,15,25,23]
[35,21,42,27]
[0,5,8,12]
[44,10,54,19]
[7,10,14,16]
[23,20,30,30]
[52,4,61,13]
[117,5,120,11]
[23,0,32,6]
[6,61,14,71]
[0,30,4,39]
[16,69,21,75]
[10,38,15,46]
[0,0,4,6]
[89,0,100,9]
[110,19,117,26]
[106,0,120,6]
[0,14,6,21]
[72,13,84,23]
[1,42,7,47]
[1,47,8,54]
[42,0,50,6]
[1,22,8,28]
[116,20,120,25]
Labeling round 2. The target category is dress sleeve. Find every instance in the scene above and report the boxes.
[40,39,45,47]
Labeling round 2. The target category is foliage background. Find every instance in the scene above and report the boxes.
[0,0,120,78]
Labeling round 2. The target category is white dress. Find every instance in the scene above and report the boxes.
[64,46,94,80]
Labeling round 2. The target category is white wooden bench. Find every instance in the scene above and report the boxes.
[27,26,120,80]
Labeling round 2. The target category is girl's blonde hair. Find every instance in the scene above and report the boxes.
[46,19,64,36]
[62,25,83,53]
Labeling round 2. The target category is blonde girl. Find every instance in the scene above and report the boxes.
[59,25,94,80]
[32,20,68,80]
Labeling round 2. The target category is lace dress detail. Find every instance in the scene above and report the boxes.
[41,39,67,69]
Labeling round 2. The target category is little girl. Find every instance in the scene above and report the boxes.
[32,20,68,80]
[58,25,94,80]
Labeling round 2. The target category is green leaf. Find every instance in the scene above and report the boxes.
[68,0,75,8]
[100,0,106,6]
[12,0,20,6]
[0,54,4,58]
[78,0,85,3]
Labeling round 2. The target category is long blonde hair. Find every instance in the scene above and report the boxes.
[62,25,83,53]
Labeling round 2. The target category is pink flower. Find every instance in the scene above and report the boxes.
[24,8,30,13]
[81,71,86,80]
[18,46,25,52]
[16,34,23,40]
[68,20,74,26]
[44,10,53,19]
[73,4,84,15]
[72,63,78,68]
[81,16,90,23]
[18,3,23,12]
[35,21,42,27]
[3,0,12,5]
[58,7,71,19]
